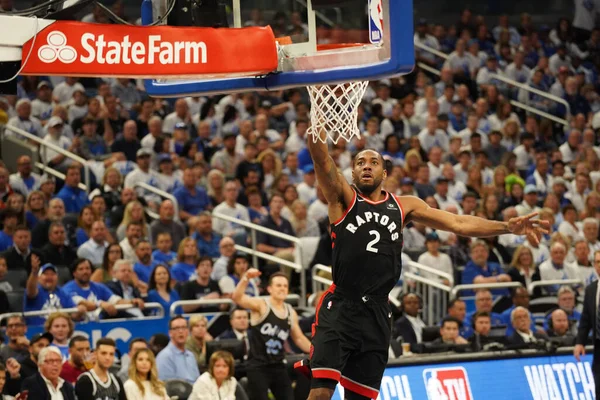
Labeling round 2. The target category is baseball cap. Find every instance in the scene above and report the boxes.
[39,174,55,185]
[425,232,440,242]
[31,332,54,345]
[552,177,567,187]
[72,83,86,94]
[39,263,57,276]
[158,154,173,164]
[223,131,236,140]
[174,122,187,130]
[260,100,272,109]
[136,148,152,158]
[417,18,428,26]
[436,177,450,184]
[401,177,413,185]
[524,184,538,195]
[303,164,315,174]
[37,80,51,90]
[47,116,64,128]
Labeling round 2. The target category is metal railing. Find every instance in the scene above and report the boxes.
[0,303,164,325]
[509,100,569,127]
[529,279,584,295]
[3,124,91,193]
[169,294,301,316]
[34,161,88,191]
[402,261,453,326]
[212,212,306,306]
[312,264,333,294]
[414,41,449,60]
[450,282,524,299]
[133,181,179,219]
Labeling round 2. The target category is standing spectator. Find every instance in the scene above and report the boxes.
[149,200,186,250]
[21,346,76,400]
[111,121,142,162]
[76,221,109,267]
[45,312,74,360]
[174,169,211,222]
[212,181,250,244]
[191,212,222,259]
[123,348,169,400]
[185,316,213,370]
[146,265,180,315]
[60,336,91,385]
[418,116,450,153]
[180,257,222,313]
[507,306,549,344]
[56,165,90,214]
[7,99,43,138]
[76,338,126,400]
[538,242,579,293]
[461,240,511,295]
[156,316,200,384]
[9,155,41,197]
[171,237,200,283]
[394,293,426,346]
[133,241,159,284]
[417,232,453,283]
[189,351,239,400]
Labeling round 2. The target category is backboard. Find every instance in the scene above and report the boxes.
[142,0,414,97]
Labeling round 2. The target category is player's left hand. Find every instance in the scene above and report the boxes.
[507,212,550,244]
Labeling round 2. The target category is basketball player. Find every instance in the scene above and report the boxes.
[306,129,549,400]
[232,271,311,400]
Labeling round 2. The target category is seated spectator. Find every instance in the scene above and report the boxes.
[443,299,470,338]
[546,309,575,345]
[0,358,21,398]
[211,132,243,178]
[246,186,269,223]
[174,168,211,222]
[212,181,250,245]
[156,316,201,384]
[147,265,180,315]
[41,222,77,268]
[0,255,10,292]
[469,311,504,351]
[123,347,169,400]
[116,201,149,242]
[189,351,238,400]
[60,336,91,385]
[289,200,320,238]
[464,290,504,328]
[76,221,109,267]
[461,240,511,296]
[3,225,42,275]
[538,242,579,294]
[523,233,550,265]
[133,241,160,284]
[10,156,41,197]
[75,206,94,246]
[431,317,468,345]
[21,346,76,400]
[582,218,600,256]
[572,239,594,283]
[515,185,542,216]
[80,117,110,161]
[218,309,250,345]
[180,257,223,313]
[63,258,144,320]
[24,261,85,325]
[171,237,200,283]
[219,253,259,298]
[117,338,148,382]
[106,260,146,318]
[544,286,581,330]
[191,212,222,259]
[152,232,177,266]
[56,166,90,214]
[506,245,540,291]
[212,237,236,281]
[0,209,18,252]
[119,222,142,263]
[111,120,141,162]
[7,98,43,138]
[394,293,426,346]
[45,312,74,360]
[75,338,126,400]
[507,306,549,345]
[123,150,161,209]
[91,244,123,283]
[32,199,70,249]
[500,287,537,336]
[149,200,186,250]
[0,315,28,362]
[185,315,213,369]
[558,204,581,242]
[417,232,453,284]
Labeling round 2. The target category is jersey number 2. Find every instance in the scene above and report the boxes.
[366,230,380,253]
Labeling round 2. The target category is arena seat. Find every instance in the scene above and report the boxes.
[7,290,24,313]
[5,269,27,289]
[529,297,559,314]
[165,379,193,400]
[235,382,250,400]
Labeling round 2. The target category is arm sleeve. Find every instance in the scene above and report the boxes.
[460,264,478,285]
[75,375,94,399]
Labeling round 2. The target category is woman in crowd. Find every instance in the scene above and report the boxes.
[117,201,149,241]
[91,243,123,282]
[171,237,200,283]
[480,193,501,221]
[580,191,600,220]
[502,177,525,209]
[507,245,541,294]
[403,149,423,181]
[382,134,405,166]
[189,351,239,400]
[25,190,47,230]
[465,166,484,199]
[185,315,213,370]
[489,100,520,132]
[206,169,226,207]
[6,193,26,226]
[501,120,520,151]
[488,166,508,204]
[289,200,320,238]
[124,348,169,400]
[257,149,281,191]
[76,206,95,246]
[271,174,290,199]
[219,253,259,298]
[147,264,180,314]
[89,167,123,212]
[246,187,268,224]
[45,312,74,360]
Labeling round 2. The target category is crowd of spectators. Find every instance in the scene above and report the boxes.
[0,0,599,397]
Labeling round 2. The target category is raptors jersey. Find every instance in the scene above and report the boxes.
[331,188,404,297]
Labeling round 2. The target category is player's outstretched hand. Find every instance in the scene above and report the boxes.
[245,268,262,280]
[507,212,551,245]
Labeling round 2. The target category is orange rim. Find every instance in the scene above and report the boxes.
[317,43,366,51]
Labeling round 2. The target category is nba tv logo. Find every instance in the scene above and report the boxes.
[368,0,384,44]
[422,367,473,400]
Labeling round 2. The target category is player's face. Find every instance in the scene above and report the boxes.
[268,276,289,300]
[352,150,386,195]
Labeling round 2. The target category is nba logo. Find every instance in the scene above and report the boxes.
[422,367,473,400]
[368,0,384,44]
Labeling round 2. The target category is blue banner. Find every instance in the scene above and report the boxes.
[333,354,595,400]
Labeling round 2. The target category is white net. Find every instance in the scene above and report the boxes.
[306,81,369,144]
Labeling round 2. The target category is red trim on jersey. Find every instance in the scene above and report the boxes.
[357,190,389,205]
[392,194,406,228]
[333,190,357,226]
[313,368,341,381]
[340,376,379,399]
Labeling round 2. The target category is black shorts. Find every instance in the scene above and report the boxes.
[310,284,392,399]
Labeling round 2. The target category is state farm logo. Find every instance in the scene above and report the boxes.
[38,31,77,64]
[423,367,473,400]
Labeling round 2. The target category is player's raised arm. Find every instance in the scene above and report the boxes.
[401,196,550,243]
[307,127,354,216]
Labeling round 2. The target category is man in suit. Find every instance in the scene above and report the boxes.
[105,259,146,318]
[574,250,600,399]
[394,293,425,346]
[40,222,77,267]
[3,225,42,275]
[21,346,76,400]
[507,306,549,345]
[218,308,250,341]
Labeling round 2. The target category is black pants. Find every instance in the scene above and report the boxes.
[594,340,600,400]
[247,364,293,400]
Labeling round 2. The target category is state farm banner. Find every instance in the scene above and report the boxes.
[20,21,278,78]
[334,354,595,400]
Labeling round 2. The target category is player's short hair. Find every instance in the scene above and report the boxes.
[268,272,289,286]
[353,149,384,167]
